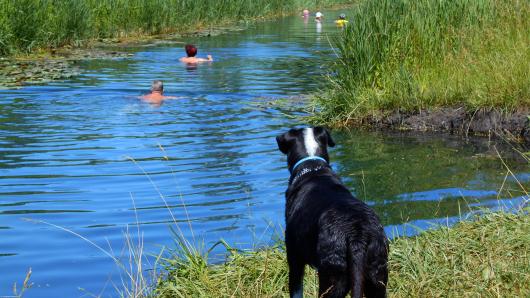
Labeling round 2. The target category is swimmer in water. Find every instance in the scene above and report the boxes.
[179,44,213,63]
[315,11,323,22]
[140,80,178,104]
[302,9,310,17]
[335,13,349,28]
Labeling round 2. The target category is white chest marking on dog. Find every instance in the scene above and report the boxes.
[303,127,318,156]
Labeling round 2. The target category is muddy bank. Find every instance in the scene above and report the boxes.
[355,107,530,143]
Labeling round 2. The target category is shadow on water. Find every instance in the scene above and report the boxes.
[0,8,528,298]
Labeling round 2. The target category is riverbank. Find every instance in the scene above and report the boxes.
[313,0,529,139]
[155,211,530,297]
[343,107,530,142]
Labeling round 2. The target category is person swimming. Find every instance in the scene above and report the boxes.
[179,44,213,63]
[139,80,178,104]
[335,13,349,28]
[315,11,323,22]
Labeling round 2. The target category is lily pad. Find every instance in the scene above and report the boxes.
[0,59,81,88]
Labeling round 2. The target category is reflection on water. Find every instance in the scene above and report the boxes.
[0,9,528,298]
[332,130,527,229]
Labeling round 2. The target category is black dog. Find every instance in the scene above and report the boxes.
[276,127,388,298]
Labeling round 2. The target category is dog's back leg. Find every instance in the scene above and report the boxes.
[318,269,349,298]
[364,280,387,298]
[287,247,305,298]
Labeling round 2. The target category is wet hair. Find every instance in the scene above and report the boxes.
[339,13,346,19]
[185,44,197,57]
[151,80,164,92]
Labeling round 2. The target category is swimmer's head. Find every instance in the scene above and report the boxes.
[303,9,309,16]
[339,13,346,19]
[185,44,197,57]
[151,80,164,93]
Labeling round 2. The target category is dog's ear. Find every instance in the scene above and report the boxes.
[313,126,335,148]
[276,131,295,154]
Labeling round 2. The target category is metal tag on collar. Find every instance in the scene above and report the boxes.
[290,165,325,185]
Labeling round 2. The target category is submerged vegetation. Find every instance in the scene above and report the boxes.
[314,0,530,126]
[0,0,353,56]
[155,211,530,297]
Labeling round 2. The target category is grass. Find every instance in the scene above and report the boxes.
[155,211,530,297]
[11,268,33,298]
[0,0,354,56]
[312,0,530,127]
[389,211,529,297]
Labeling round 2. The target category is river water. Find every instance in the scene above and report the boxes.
[0,10,528,297]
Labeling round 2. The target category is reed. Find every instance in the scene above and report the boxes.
[0,0,353,56]
[313,0,530,126]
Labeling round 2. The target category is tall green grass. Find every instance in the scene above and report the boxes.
[314,0,530,126]
[155,211,530,297]
[0,0,353,56]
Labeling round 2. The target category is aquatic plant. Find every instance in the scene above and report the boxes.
[0,0,354,56]
[313,0,530,126]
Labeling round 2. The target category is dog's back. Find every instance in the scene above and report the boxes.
[287,167,388,297]
[277,127,388,298]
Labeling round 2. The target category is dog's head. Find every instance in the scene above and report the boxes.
[276,126,335,171]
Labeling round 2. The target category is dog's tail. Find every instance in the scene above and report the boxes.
[347,239,366,298]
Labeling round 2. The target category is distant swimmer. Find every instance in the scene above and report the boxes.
[335,14,349,28]
[302,9,310,25]
[140,80,178,104]
[179,44,213,64]
[315,11,323,22]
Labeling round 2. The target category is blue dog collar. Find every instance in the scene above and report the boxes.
[291,156,327,172]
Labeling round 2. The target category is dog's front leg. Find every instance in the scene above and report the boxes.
[287,248,305,298]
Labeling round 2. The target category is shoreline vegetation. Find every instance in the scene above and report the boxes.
[0,0,353,56]
[313,0,530,140]
[156,211,530,297]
